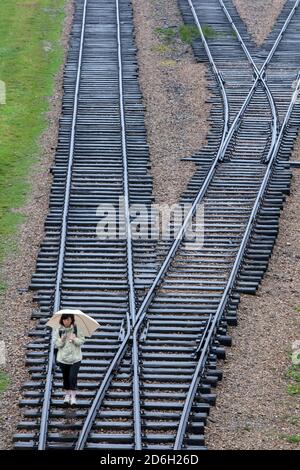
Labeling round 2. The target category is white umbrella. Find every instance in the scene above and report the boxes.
[46,309,100,337]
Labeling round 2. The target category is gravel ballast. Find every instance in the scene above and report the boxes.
[131,0,210,206]
[232,0,287,45]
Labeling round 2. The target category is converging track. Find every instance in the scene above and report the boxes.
[14,0,300,450]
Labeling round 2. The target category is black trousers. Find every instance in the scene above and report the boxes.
[58,361,81,390]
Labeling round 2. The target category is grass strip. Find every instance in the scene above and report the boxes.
[0,0,67,263]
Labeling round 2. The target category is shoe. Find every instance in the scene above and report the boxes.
[70,392,77,406]
[63,393,71,405]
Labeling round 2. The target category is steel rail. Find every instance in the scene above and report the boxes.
[218,0,279,162]
[262,0,300,70]
[213,0,299,162]
[114,0,140,449]
[132,0,295,329]
[38,0,138,450]
[37,0,88,450]
[76,0,299,450]
[39,0,146,449]
[75,0,140,449]
[186,0,229,144]
[174,73,300,450]
[75,0,230,450]
[262,0,300,161]
[129,0,296,447]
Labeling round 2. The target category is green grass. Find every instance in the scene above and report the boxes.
[287,365,300,383]
[151,44,172,54]
[154,23,222,52]
[154,24,220,45]
[0,0,67,266]
[282,435,300,444]
[0,370,9,393]
[202,24,220,39]
[278,359,300,443]
[155,27,177,43]
[154,24,201,47]
[286,363,300,396]
[159,59,177,68]
[287,383,300,395]
[178,25,200,44]
[0,281,6,295]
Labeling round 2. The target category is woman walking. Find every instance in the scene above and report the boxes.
[54,313,85,406]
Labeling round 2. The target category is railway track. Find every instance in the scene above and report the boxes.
[14,0,300,450]
[15,0,156,449]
